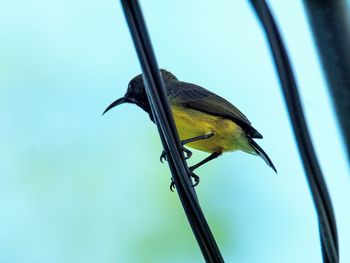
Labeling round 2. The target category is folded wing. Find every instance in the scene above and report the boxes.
[167,81,263,139]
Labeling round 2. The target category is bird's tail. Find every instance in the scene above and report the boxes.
[249,139,277,173]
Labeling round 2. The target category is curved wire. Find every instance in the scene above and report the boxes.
[303,0,350,161]
[249,1,339,262]
[120,0,224,262]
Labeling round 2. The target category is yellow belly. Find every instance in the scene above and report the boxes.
[171,105,253,154]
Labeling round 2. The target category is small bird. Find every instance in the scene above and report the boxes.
[104,69,276,189]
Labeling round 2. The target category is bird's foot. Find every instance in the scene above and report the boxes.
[160,147,192,163]
[190,171,200,187]
[170,178,176,192]
[160,150,167,163]
[168,171,200,192]
[183,147,192,160]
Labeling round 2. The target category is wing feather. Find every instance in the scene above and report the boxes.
[167,81,263,139]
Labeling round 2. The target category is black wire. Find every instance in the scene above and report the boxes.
[249,1,339,262]
[303,0,350,161]
[120,0,224,262]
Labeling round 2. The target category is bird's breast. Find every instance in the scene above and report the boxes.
[171,105,249,153]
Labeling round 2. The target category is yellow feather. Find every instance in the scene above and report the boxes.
[171,105,254,154]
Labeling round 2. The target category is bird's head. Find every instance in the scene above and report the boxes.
[102,69,177,118]
[102,72,149,116]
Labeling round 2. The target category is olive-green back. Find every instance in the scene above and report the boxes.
[166,80,263,139]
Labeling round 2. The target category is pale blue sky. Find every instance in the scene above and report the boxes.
[0,1,348,262]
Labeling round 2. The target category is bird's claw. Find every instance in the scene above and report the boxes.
[190,172,200,187]
[160,147,192,163]
[170,178,176,192]
[160,150,167,163]
[168,172,200,192]
[183,147,192,160]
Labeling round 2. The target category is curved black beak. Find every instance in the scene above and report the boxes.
[102,96,127,115]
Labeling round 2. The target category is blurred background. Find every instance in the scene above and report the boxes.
[0,0,349,262]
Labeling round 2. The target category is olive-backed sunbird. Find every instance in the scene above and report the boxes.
[104,69,276,186]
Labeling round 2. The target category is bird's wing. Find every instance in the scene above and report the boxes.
[167,81,263,138]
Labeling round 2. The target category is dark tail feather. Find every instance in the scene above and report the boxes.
[249,139,277,173]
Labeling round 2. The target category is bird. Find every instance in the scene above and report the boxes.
[103,69,276,190]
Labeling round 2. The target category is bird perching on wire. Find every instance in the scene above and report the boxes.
[104,69,276,190]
